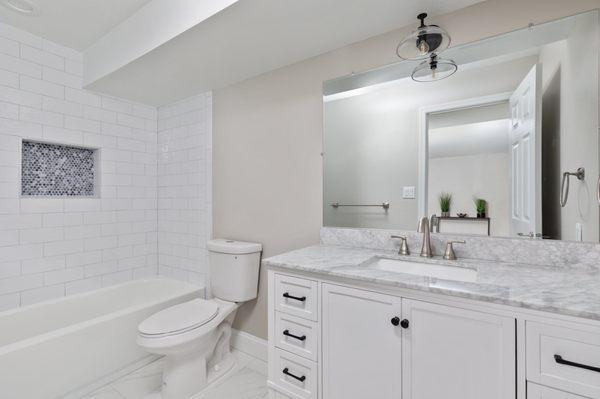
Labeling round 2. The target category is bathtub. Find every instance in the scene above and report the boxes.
[0,278,203,399]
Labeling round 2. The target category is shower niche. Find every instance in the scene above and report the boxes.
[21,140,100,197]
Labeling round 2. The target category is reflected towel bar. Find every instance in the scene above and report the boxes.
[331,202,390,210]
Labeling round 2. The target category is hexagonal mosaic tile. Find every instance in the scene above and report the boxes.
[21,141,95,197]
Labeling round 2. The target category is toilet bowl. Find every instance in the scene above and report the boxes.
[137,298,238,399]
[137,239,261,399]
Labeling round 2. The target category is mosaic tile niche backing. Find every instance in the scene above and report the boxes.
[21,141,96,196]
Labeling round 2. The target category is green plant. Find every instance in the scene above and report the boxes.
[474,198,487,214]
[438,192,452,213]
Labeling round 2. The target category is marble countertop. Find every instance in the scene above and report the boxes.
[263,245,600,322]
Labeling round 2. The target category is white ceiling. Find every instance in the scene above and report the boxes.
[0,0,485,105]
[85,0,484,105]
[0,0,152,50]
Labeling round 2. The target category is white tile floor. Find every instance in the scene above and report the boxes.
[81,350,268,399]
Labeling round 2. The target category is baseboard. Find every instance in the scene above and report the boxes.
[231,328,268,362]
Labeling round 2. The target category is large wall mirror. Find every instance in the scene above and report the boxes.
[323,10,599,242]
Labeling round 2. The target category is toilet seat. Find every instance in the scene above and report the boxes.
[138,299,219,338]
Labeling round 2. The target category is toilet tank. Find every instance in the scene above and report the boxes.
[207,239,262,302]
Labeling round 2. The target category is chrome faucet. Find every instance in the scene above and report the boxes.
[417,216,433,258]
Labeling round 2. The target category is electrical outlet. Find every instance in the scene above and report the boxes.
[402,186,415,199]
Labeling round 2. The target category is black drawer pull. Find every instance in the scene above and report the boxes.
[283,292,306,302]
[554,354,600,373]
[283,329,307,341]
[283,367,306,382]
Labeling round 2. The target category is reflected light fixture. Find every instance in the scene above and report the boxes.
[411,54,457,82]
[396,13,451,60]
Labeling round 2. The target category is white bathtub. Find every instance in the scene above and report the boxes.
[0,278,203,399]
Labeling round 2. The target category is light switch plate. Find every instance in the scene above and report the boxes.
[402,186,415,199]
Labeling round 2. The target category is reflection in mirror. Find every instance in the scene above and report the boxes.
[427,102,510,236]
[323,10,599,242]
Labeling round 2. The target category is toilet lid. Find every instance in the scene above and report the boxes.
[138,299,219,336]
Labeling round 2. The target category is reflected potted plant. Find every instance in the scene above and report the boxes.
[474,198,487,218]
[438,192,452,217]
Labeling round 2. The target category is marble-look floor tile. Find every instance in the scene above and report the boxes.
[83,386,126,399]
[231,349,256,369]
[81,350,268,399]
[193,367,268,399]
[110,358,164,398]
[245,358,268,377]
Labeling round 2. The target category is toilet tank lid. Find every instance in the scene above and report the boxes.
[207,239,262,254]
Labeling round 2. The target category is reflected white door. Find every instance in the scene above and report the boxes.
[509,64,542,237]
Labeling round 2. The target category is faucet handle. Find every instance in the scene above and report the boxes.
[390,235,410,256]
[443,240,465,260]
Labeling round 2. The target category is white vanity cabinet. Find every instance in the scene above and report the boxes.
[321,284,402,399]
[401,298,515,399]
[526,322,600,398]
[267,269,600,399]
[320,285,515,399]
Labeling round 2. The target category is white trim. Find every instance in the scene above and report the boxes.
[231,328,268,362]
[417,92,513,220]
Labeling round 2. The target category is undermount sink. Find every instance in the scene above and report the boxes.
[368,257,478,283]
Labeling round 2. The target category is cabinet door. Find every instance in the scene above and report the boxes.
[402,299,516,399]
[322,284,402,399]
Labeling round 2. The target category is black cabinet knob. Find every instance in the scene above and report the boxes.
[400,319,410,329]
[391,316,400,326]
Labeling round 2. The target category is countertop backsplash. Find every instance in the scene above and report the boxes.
[320,227,600,270]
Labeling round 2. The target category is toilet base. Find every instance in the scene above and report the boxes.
[144,352,236,399]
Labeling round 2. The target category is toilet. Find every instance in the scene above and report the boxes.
[137,239,262,399]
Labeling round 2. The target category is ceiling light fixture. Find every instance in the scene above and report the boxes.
[396,13,450,60]
[2,0,38,15]
[411,54,457,82]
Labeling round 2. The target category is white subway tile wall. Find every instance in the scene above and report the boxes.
[0,22,213,310]
[0,23,161,310]
[157,93,212,288]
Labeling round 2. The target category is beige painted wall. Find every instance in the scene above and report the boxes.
[213,0,600,340]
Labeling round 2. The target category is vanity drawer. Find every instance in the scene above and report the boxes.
[271,348,317,399]
[526,322,600,398]
[270,391,294,399]
[275,311,319,361]
[528,382,588,398]
[275,274,318,321]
